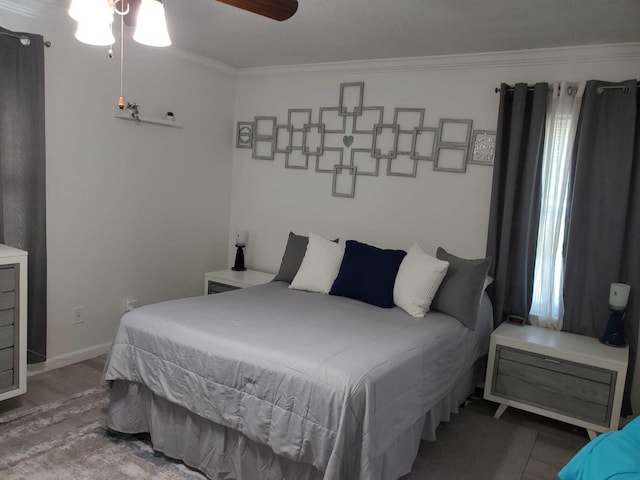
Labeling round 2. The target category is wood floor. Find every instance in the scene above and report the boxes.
[0,356,589,479]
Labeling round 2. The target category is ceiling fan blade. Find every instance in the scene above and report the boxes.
[216,0,298,21]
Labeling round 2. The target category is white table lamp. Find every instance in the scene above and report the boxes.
[600,283,630,347]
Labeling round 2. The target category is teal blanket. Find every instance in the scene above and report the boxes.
[559,416,640,480]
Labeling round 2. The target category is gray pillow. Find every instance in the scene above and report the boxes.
[431,247,492,330]
[273,232,309,283]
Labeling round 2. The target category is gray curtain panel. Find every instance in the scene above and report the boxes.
[0,27,47,364]
[563,79,639,415]
[486,83,548,327]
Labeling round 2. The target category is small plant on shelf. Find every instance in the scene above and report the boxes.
[126,102,141,122]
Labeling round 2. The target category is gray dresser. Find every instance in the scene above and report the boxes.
[0,244,27,402]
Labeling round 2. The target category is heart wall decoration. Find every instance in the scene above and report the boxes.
[342,135,354,148]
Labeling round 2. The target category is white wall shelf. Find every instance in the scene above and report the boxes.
[114,110,183,128]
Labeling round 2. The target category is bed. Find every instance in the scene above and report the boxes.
[104,281,493,480]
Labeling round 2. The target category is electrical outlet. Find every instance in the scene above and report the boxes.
[124,297,139,312]
[72,306,84,325]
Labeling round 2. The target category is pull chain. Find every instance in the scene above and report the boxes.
[115,0,129,109]
[118,6,125,109]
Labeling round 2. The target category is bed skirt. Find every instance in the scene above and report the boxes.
[106,360,482,480]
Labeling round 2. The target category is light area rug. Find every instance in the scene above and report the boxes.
[0,387,205,479]
[0,387,537,480]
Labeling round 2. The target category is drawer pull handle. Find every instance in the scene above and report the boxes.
[544,358,561,364]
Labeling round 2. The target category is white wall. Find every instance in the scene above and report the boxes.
[231,44,640,270]
[230,44,640,413]
[2,4,236,368]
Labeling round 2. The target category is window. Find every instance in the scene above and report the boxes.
[529,82,585,330]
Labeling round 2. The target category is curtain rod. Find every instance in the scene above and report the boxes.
[0,31,51,48]
[494,82,639,93]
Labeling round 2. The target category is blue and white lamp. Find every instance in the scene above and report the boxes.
[600,283,631,347]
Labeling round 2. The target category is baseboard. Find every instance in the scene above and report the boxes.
[27,342,112,376]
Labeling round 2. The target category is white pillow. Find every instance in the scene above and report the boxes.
[393,243,449,317]
[289,231,345,294]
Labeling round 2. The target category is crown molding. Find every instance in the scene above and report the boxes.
[237,43,640,78]
[0,0,65,23]
[165,48,237,78]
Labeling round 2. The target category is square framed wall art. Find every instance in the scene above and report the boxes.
[236,121,254,149]
[468,130,497,166]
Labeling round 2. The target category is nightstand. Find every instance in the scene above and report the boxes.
[204,269,274,295]
[484,322,628,439]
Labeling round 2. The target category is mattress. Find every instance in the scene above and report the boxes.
[104,282,492,479]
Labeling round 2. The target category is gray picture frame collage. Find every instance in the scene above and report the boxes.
[236,82,496,198]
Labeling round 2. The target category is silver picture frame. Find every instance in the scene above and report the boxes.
[236,121,253,149]
[332,165,357,198]
[434,145,468,173]
[468,130,497,166]
[438,118,473,146]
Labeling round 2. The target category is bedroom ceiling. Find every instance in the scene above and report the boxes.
[160,0,640,68]
[3,0,638,67]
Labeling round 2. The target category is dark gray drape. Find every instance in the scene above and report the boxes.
[563,79,639,416]
[0,27,47,364]
[486,83,548,326]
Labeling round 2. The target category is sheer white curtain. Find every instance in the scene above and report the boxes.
[530,81,585,330]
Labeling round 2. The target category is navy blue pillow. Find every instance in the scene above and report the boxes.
[330,240,406,308]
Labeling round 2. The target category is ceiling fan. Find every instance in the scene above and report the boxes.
[216,0,298,21]
[122,0,299,25]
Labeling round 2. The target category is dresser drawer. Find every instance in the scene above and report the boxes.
[0,291,15,310]
[0,325,14,350]
[0,266,15,293]
[494,346,615,426]
[0,369,14,390]
[0,347,13,372]
[0,308,14,327]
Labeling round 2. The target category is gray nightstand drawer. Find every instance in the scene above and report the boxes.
[499,348,613,384]
[208,281,241,295]
[0,325,14,350]
[0,369,13,390]
[494,346,614,426]
[0,266,15,293]
[0,308,14,327]
[0,347,13,372]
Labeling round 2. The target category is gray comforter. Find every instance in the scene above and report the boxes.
[104,282,491,479]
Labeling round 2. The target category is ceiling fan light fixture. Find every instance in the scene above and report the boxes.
[75,15,116,46]
[133,0,171,47]
[68,0,84,21]
[68,0,114,23]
